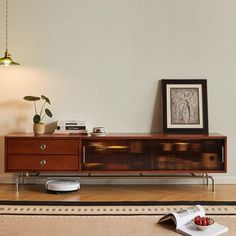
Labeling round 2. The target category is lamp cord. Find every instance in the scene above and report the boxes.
[6,0,8,52]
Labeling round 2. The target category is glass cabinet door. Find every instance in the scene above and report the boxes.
[82,138,225,172]
[82,140,153,171]
[154,139,225,171]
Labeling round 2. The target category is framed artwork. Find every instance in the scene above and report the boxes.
[162,79,209,134]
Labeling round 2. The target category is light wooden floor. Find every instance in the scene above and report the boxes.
[0,184,236,202]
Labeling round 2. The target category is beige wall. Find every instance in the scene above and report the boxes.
[0,0,235,183]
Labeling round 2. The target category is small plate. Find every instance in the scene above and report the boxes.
[90,132,108,136]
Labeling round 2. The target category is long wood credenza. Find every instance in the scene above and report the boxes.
[5,133,227,192]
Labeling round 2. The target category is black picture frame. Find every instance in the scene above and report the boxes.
[162,79,209,134]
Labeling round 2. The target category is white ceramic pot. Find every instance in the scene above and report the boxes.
[33,123,45,135]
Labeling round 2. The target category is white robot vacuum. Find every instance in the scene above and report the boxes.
[45,180,80,193]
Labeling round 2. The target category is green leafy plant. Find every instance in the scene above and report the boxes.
[23,95,53,124]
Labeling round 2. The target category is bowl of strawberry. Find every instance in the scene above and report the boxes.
[192,216,214,231]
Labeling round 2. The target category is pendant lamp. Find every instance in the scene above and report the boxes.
[0,0,20,66]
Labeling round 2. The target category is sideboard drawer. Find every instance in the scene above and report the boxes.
[7,139,79,155]
[7,155,79,171]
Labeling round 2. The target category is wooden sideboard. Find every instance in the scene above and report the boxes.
[5,133,227,174]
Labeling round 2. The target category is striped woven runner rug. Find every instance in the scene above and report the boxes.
[0,201,236,236]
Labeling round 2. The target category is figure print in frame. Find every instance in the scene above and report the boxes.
[170,88,199,125]
[162,80,208,134]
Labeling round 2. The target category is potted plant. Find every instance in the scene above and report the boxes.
[23,95,53,135]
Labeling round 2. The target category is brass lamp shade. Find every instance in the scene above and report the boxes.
[0,0,20,66]
[0,50,20,66]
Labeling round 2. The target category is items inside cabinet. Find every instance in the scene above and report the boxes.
[154,139,224,171]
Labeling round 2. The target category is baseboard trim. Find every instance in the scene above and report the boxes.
[1,174,236,184]
[1,200,236,206]
[0,174,15,184]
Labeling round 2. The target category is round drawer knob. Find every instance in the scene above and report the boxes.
[40,144,46,150]
[40,160,46,165]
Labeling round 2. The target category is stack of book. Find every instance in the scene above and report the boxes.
[54,120,88,135]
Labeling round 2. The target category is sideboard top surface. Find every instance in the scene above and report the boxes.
[5,133,227,140]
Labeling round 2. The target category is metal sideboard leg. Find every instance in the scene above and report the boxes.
[208,175,215,192]
[16,175,19,193]
[16,173,25,193]
[206,173,209,186]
